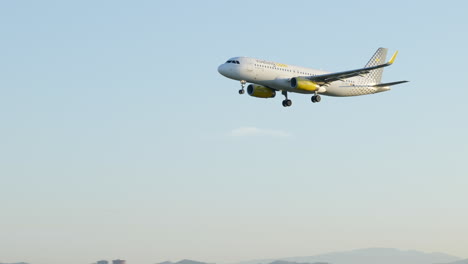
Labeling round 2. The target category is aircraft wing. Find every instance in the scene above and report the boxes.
[308,51,399,84]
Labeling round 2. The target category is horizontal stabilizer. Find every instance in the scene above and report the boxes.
[372,80,409,87]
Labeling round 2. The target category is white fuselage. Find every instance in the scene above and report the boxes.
[217,57,390,97]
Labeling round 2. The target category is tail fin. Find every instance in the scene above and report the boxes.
[364,47,388,84]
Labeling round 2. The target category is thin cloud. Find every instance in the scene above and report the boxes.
[229,126,291,138]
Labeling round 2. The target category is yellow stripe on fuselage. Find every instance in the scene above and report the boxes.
[275,63,288,68]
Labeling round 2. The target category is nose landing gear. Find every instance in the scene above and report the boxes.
[239,80,246,94]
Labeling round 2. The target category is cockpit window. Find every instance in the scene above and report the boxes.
[226,60,240,64]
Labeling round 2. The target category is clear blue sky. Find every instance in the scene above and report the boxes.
[1,1,467,264]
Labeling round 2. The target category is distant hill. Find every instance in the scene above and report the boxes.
[439,259,468,264]
[157,260,213,264]
[235,248,460,264]
[268,260,329,264]
[177,260,212,264]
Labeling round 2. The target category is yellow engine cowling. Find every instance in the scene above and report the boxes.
[247,84,276,98]
[291,77,320,92]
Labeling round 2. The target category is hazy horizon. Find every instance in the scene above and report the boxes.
[1,1,467,264]
[1,247,466,264]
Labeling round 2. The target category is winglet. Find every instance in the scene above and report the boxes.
[388,51,399,64]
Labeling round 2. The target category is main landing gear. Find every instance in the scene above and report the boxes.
[239,80,246,94]
[311,94,321,103]
[282,91,292,107]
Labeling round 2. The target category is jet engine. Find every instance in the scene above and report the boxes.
[291,77,320,92]
[247,84,276,98]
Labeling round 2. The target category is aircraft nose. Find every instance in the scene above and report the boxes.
[217,64,226,76]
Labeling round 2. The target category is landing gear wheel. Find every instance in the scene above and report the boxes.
[281,91,292,107]
[311,95,321,103]
[282,99,292,107]
[239,80,246,95]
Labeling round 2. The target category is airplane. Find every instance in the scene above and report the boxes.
[217,48,408,107]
